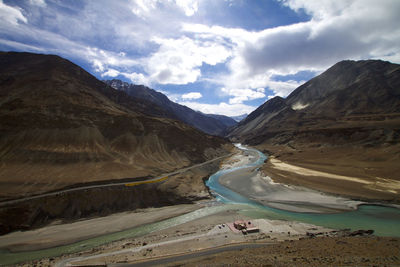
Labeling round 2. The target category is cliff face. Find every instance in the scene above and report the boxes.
[0,52,232,199]
[229,60,400,147]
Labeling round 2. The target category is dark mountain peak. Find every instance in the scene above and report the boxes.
[2,53,177,119]
[204,113,237,128]
[229,59,400,145]
[255,96,286,115]
[0,52,93,88]
[239,96,287,126]
[104,79,236,136]
[286,59,400,109]
[107,79,162,97]
[264,96,285,106]
[107,79,130,89]
[321,59,396,82]
[105,79,173,109]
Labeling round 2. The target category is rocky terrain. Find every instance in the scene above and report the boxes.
[229,60,400,201]
[105,79,237,136]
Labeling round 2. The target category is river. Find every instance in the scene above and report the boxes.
[206,144,400,237]
[1,144,399,265]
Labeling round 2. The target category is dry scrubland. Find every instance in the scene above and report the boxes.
[174,236,400,266]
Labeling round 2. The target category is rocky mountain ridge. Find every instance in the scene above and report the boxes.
[105,79,237,136]
[229,59,400,147]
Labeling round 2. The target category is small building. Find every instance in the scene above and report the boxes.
[227,220,259,234]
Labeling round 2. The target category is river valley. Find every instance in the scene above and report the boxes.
[1,144,400,266]
[207,144,400,237]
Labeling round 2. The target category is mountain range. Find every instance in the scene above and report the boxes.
[104,79,237,136]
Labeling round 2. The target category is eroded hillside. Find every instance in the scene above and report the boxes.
[0,52,233,200]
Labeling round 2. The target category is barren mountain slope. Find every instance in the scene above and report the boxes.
[0,52,232,199]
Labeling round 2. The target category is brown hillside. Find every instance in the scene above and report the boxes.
[0,52,232,200]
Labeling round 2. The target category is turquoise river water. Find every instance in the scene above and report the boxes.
[206,146,400,237]
[1,146,399,265]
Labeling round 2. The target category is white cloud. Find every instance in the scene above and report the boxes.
[131,0,158,18]
[175,0,198,16]
[280,0,353,20]
[181,92,202,100]
[131,0,198,19]
[0,38,45,52]
[183,0,400,99]
[101,68,120,77]
[0,0,27,25]
[145,36,231,84]
[92,59,104,72]
[242,0,400,75]
[178,101,257,117]
[221,87,265,104]
[267,79,306,97]
[101,68,149,85]
[157,89,181,102]
[29,0,46,7]
[122,72,149,85]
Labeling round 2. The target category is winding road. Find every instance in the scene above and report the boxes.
[109,243,269,267]
[0,153,232,207]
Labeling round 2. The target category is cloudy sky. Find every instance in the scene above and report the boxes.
[1,0,400,116]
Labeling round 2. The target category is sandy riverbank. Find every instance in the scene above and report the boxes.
[269,157,400,194]
[258,144,400,203]
[218,148,362,213]
[0,204,200,252]
[54,208,334,267]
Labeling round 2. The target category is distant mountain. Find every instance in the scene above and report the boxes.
[0,52,232,199]
[230,114,248,122]
[104,79,236,136]
[229,59,400,146]
[205,113,237,128]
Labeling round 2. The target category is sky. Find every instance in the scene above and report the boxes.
[1,0,400,116]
